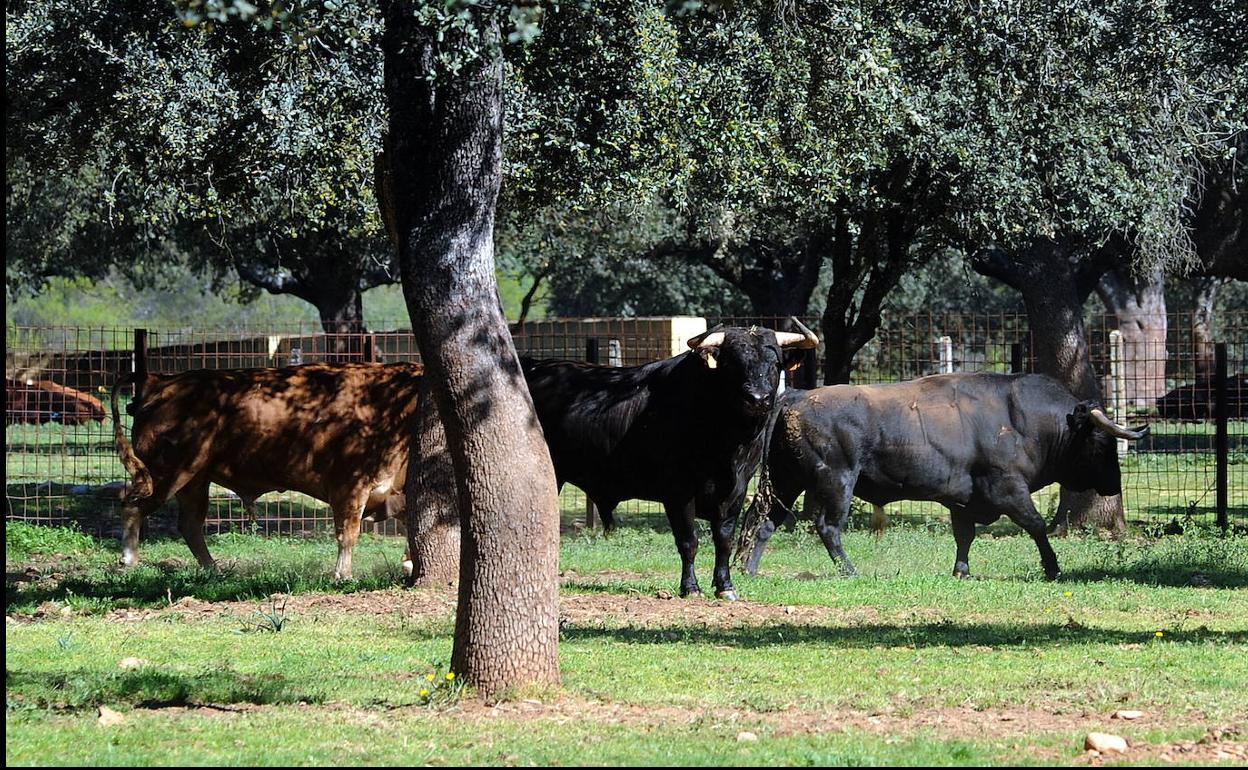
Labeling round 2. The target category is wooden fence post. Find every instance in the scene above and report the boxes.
[938,335,954,374]
[1109,329,1128,457]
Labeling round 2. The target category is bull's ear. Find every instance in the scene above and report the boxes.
[1066,401,1092,431]
[699,347,719,369]
[782,348,805,372]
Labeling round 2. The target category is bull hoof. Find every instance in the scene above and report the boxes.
[680,588,702,598]
[715,588,738,602]
[1044,570,1061,582]
[953,569,970,579]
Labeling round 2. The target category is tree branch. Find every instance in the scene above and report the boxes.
[233,258,307,296]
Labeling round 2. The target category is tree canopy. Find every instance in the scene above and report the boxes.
[6,0,392,330]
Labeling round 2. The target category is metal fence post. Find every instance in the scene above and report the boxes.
[1215,342,1228,534]
[584,338,600,529]
[133,328,149,400]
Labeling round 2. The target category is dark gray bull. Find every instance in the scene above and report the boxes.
[523,321,818,600]
[744,373,1147,579]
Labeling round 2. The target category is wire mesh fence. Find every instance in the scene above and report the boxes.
[5,312,1244,539]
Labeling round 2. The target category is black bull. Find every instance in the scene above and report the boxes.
[743,373,1148,579]
[522,322,818,600]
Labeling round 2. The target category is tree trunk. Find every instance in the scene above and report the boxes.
[974,238,1126,534]
[1192,276,1225,381]
[312,286,369,361]
[737,246,824,321]
[819,213,913,385]
[1096,265,1168,408]
[405,377,461,587]
[383,6,561,697]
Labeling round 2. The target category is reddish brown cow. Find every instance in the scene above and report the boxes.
[112,362,423,578]
[7,378,108,425]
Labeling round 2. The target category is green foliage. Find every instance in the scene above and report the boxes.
[4,269,321,330]
[6,0,393,323]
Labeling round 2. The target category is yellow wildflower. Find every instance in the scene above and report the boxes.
[446,672,456,681]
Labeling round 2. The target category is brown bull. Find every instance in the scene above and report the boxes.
[112,362,423,578]
[7,378,108,425]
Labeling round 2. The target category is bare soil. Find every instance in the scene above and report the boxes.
[34,587,895,629]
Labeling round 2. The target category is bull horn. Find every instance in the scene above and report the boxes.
[687,323,726,350]
[773,317,819,349]
[1089,408,1148,440]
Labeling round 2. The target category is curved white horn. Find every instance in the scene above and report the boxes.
[694,332,726,350]
[773,317,819,349]
[687,323,726,350]
[1089,408,1148,440]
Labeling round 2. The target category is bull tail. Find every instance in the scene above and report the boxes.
[870,504,889,539]
[111,373,153,502]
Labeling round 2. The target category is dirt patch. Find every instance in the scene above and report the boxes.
[47,588,878,630]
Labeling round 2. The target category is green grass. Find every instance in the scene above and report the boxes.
[6,521,1247,766]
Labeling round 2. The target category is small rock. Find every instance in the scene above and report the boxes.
[1111,709,1144,720]
[654,590,673,600]
[118,657,148,671]
[784,605,796,615]
[97,706,125,727]
[1188,572,1212,587]
[794,571,819,581]
[737,731,758,742]
[1085,732,1129,754]
[59,605,73,616]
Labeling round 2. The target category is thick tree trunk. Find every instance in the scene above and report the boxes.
[1192,276,1225,381]
[738,247,824,321]
[405,377,461,587]
[819,214,912,385]
[974,238,1126,534]
[312,286,370,360]
[384,6,561,697]
[1096,265,1168,408]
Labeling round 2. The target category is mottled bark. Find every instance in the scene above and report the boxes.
[405,377,460,587]
[973,238,1126,534]
[383,5,561,697]
[1096,265,1168,407]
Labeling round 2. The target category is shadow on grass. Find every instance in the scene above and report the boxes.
[559,621,1247,650]
[6,668,322,710]
[1060,564,1248,589]
[6,553,402,614]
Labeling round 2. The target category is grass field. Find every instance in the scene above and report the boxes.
[6,519,1247,766]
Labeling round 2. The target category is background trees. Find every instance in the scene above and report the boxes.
[7,0,392,334]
